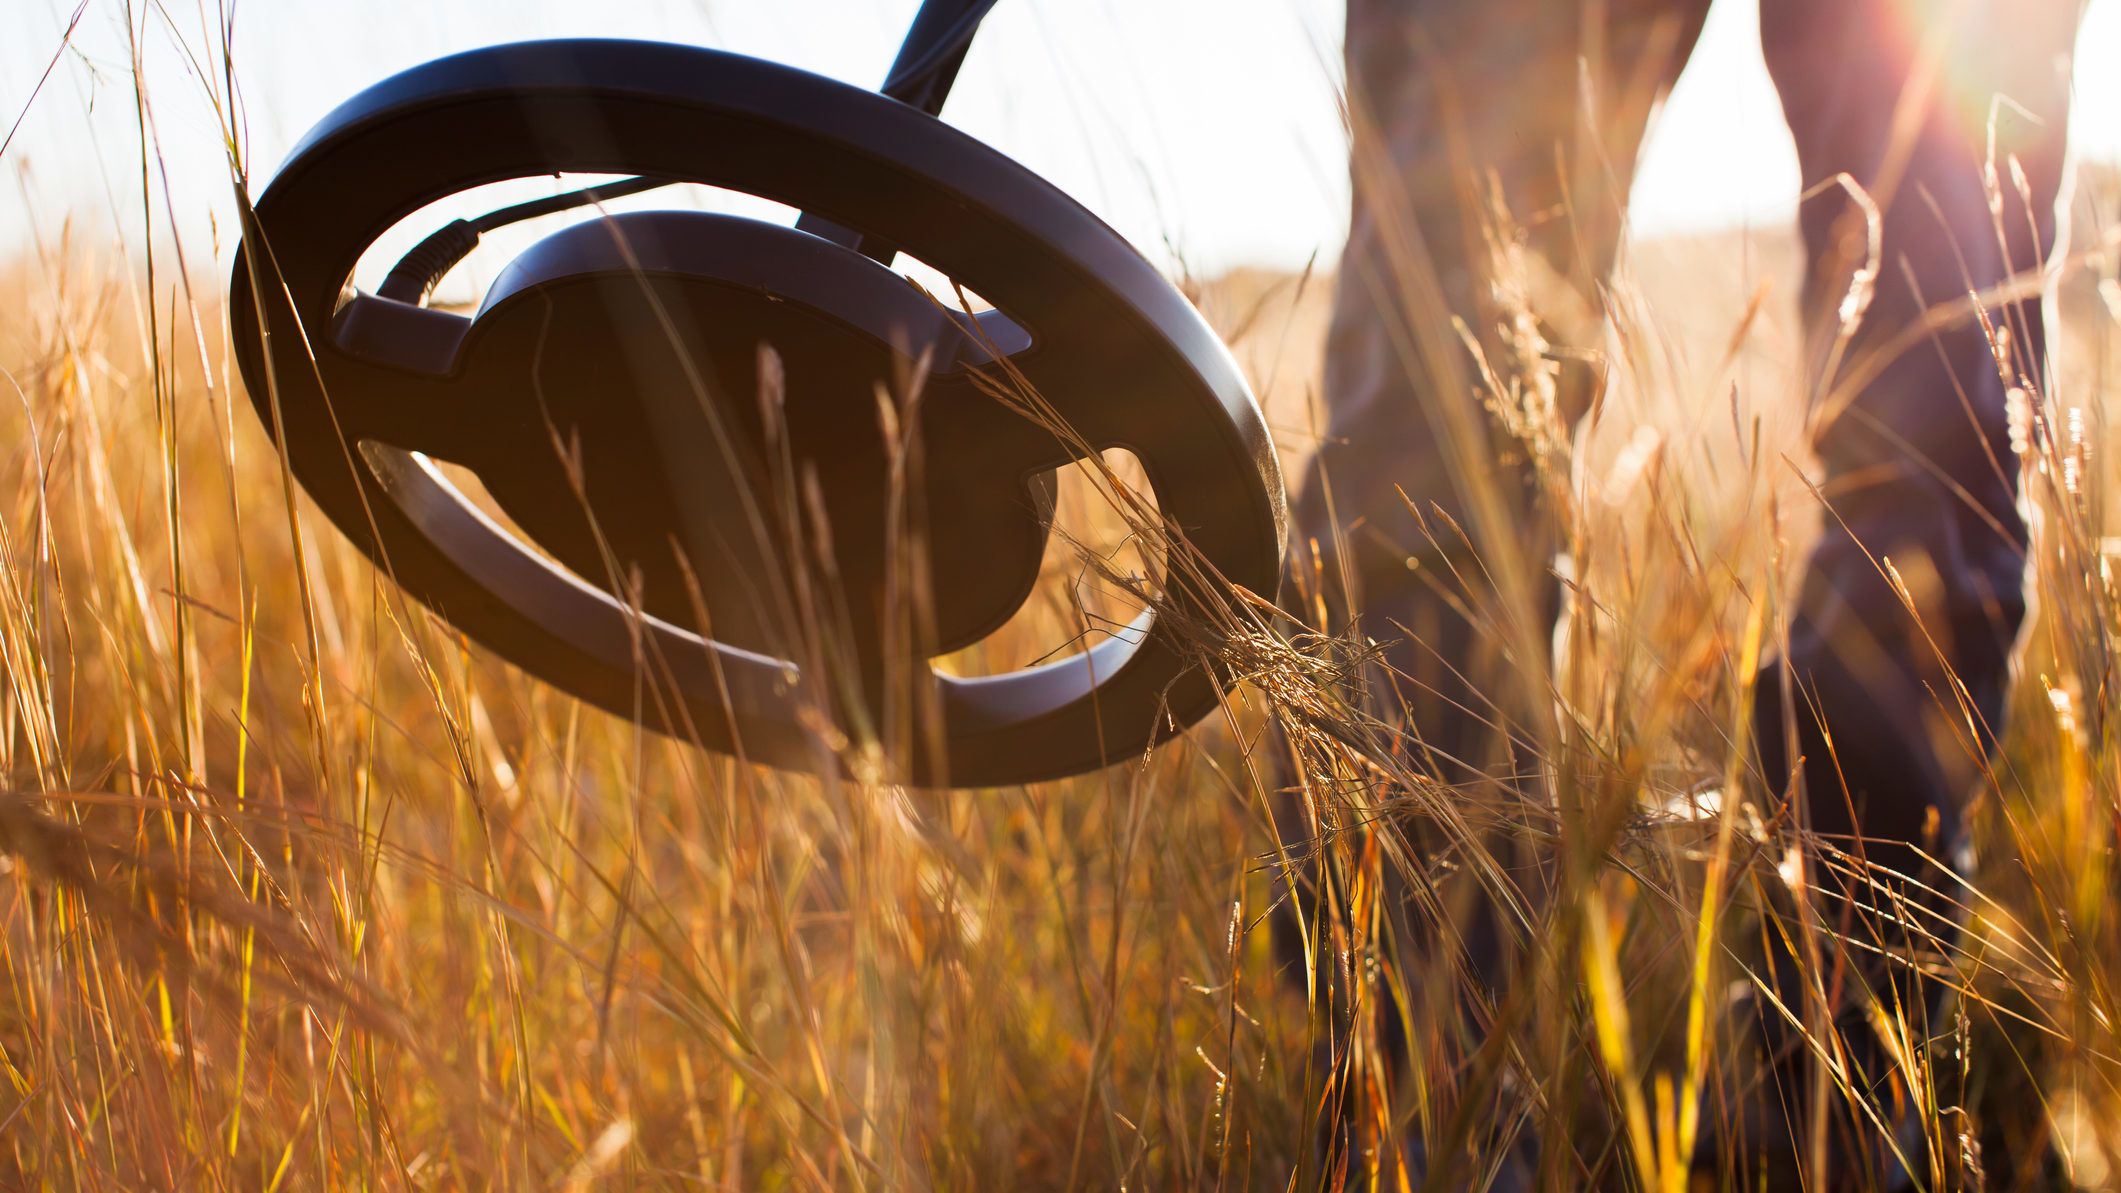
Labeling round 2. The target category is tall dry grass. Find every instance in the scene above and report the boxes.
[3,14,2121,1192]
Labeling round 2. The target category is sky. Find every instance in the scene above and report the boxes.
[5,0,2121,275]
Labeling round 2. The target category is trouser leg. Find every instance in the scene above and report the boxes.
[1738,0,2080,1181]
[1759,0,2077,894]
[1303,0,1710,780]
[1275,0,1710,1176]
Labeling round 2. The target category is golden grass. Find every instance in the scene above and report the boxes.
[4,34,2121,1193]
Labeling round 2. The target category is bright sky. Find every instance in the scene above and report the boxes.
[6,0,2121,274]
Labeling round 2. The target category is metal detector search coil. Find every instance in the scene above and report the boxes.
[227,5,1286,786]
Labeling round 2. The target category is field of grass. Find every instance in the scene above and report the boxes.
[5,17,2121,1192]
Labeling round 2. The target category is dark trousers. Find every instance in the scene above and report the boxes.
[1285,0,2082,1177]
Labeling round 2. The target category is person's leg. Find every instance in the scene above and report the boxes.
[1743,0,2081,1182]
[1306,0,1714,771]
[1279,0,1710,1179]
